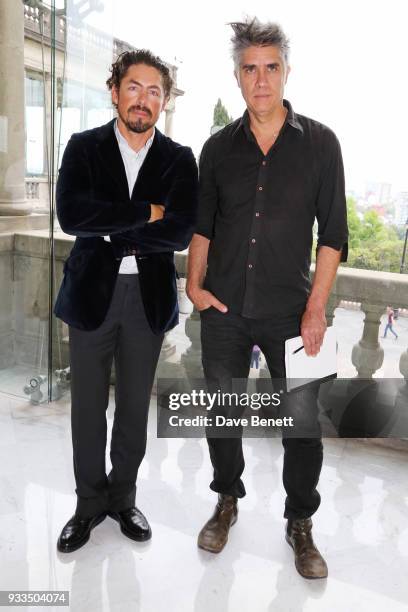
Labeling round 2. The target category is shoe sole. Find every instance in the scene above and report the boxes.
[197,514,238,554]
[108,512,152,542]
[285,534,328,579]
[57,513,106,553]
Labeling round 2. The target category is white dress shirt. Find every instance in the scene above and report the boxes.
[103,120,155,274]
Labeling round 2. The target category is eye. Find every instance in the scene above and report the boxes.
[149,89,159,96]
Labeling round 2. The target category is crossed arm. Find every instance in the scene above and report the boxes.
[109,148,198,257]
[56,135,163,236]
[56,136,198,252]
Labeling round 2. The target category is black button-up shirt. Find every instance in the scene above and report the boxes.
[196,99,348,318]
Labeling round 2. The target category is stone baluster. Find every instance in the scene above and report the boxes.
[181,308,203,380]
[351,303,385,378]
[160,333,176,361]
[399,348,408,383]
[326,295,341,327]
[164,98,175,138]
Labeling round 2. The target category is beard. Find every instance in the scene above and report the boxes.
[119,105,154,133]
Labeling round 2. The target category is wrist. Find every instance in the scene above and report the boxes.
[186,281,203,296]
[305,297,326,314]
[186,281,201,290]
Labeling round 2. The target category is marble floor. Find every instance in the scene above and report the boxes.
[0,390,407,612]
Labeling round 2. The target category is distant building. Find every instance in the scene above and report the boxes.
[394,192,408,226]
[365,181,392,206]
[0,1,184,225]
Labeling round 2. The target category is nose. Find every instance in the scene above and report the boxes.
[255,67,267,88]
[135,88,147,106]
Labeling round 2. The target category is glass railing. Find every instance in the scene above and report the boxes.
[0,1,407,406]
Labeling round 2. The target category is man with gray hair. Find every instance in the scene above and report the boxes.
[187,17,348,579]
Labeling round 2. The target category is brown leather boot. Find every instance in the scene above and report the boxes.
[197,494,238,553]
[285,517,328,579]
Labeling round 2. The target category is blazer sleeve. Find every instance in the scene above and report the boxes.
[56,134,151,237]
[109,147,198,256]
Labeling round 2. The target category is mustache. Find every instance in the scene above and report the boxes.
[128,105,152,118]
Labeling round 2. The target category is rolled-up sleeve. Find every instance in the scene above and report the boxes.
[316,130,348,262]
[195,138,218,240]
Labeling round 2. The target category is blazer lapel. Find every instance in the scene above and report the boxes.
[96,119,129,198]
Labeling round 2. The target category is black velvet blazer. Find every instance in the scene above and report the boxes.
[54,119,198,334]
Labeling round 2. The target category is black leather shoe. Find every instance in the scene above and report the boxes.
[108,507,152,542]
[57,512,106,553]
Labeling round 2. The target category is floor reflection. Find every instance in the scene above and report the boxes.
[0,391,407,611]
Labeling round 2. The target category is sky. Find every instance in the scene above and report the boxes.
[66,0,408,195]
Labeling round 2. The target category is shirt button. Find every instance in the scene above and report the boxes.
[262,161,266,166]
[255,212,260,217]
[258,186,263,191]
[248,264,253,269]
[251,238,256,244]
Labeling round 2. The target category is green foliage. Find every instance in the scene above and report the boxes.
[312,197,405,272]
[346,197,361,250]
[342,198,404,272]
[213,98,233,127]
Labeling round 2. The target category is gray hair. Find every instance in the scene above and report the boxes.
[229,17,290,69]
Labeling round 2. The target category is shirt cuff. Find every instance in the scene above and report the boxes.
[316,239,348,262]
[194,228,213,240]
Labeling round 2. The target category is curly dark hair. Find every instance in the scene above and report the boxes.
[106,49,173,102]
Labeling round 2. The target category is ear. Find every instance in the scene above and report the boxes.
[111,85,119,107]
[285,65,291,84]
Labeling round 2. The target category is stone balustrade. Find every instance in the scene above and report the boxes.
[1,234,406,381]
[329,266,408,380]
[0,232,407,450]
[175,253,408,382]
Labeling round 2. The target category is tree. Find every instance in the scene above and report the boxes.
[346,197,362,250]
[312,197,405,272]
[213,98,233,127]
[342,197,404,272]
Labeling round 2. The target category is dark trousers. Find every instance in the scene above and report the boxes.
[200,308,323,520]
[68,274,164,518]
[250,351,260,369]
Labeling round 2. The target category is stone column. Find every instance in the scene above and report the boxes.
[0,0,32,215]
[164,109,174,138]
[164,97,175,138]
[351,303,385,378]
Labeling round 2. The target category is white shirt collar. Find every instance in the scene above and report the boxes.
[114,119,155,156]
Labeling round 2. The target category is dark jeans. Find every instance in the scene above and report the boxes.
[69,274,164,517]
[250,352,260,369]
[200,308,323,520]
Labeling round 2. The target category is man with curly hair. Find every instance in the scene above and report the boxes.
[55,49,198,552]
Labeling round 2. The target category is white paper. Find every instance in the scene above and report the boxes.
[285,326,337,391]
